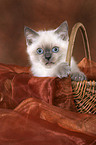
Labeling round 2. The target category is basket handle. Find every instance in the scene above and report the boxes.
[66,23,91,65]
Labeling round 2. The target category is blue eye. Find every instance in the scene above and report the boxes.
[52,46,59,53]
[37,48,44,54]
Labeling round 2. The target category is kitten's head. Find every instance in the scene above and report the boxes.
[24,21,69,68]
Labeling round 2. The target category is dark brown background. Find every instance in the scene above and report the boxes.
[0,0,96,66]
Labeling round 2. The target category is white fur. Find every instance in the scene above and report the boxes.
[26,30,81,77]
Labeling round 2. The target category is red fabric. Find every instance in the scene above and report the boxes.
[0,63,76,111]
[78,57,96,81]
[0,108,96,145]
[0,60,96,145]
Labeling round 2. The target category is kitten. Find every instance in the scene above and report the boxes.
[24,21,86,81]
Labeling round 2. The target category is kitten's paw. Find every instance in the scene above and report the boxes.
[70,72,87,81]
[57,62,71,78]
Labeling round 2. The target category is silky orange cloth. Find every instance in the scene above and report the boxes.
[0,63,76,111]
[78,58,96,81]
[0,59,96,145]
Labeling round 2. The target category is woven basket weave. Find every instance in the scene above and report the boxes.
[66,23,96,114]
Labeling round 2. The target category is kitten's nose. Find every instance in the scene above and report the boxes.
[45,53,51,61]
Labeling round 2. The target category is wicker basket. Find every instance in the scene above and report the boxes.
[66,23,96,114]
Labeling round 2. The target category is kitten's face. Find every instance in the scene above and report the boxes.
[24,21,69,68]
[31,45,61,68]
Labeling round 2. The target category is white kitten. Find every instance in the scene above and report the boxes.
[24,21,86,81]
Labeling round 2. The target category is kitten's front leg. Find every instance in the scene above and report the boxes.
[70,59,87,81]
[57,62,87,81]
[57,62,71,78]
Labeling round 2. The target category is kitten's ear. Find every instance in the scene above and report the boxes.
[55,21,69,40]
[24,26,39,45]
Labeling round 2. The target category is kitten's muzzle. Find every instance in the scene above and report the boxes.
[45,53,52,61]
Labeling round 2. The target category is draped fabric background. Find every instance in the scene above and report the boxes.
[0,0,96,66]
